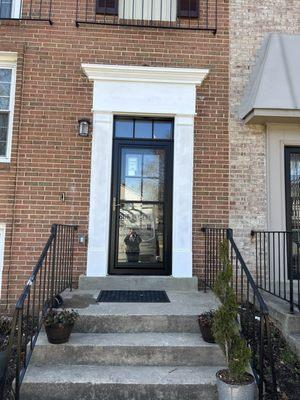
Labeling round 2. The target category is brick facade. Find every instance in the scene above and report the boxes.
[0,1,229,308]
[229,0,300,267]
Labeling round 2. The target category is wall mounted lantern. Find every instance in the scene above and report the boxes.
[78,118,91,137]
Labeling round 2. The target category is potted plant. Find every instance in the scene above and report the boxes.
[212,240,255,400]
[198,310,216,343]
[44,309,78,344]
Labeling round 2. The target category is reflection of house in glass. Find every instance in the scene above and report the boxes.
[117,147,165,264]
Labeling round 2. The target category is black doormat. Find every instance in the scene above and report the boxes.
[97,290,170,303]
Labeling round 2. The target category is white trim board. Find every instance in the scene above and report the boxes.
[0,51,18,163]
[267,124,300,231]
[82,64,209,278]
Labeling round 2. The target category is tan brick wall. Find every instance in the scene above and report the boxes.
[229,0,300,267]
[0,1,229,308]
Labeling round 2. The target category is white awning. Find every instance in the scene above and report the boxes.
[239,33,300,124]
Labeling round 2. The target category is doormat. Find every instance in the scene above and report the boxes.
[97,290,170,303]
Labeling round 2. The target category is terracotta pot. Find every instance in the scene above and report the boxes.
[216,370,255,400]
[45,324,73,344]
[198,317,215,343]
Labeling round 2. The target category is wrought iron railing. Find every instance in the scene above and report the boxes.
[0,224,77,400]
[75,0,218,32]
[251,230,300,313]
[202,227,277,400]
[0,0,53,24]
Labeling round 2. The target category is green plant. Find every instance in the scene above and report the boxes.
[0,317,12,337]
[212,240,251,383]
[198,310,216,326]
[44,309,79,328]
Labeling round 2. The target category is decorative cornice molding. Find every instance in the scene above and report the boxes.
[0,52,18,65]
[82,64,209,85]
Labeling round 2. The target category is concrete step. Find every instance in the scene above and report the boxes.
[263,293,300,335]
[62,290,219,333]
[79,276,198,291]
[21,364,222,400]
[75,313,199,333]
[262,292,300,359]
[31,332,225,367]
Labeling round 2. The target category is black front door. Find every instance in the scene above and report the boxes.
[109,117,173,275]
[285,146,300,279]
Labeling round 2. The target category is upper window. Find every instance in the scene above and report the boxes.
[0,0,12,18]
[96,0,199,20]
[0,52,17,163]
[96,0,118,15]
[114,117,173,140]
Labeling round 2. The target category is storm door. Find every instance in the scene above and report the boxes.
[285,147,300,279]
[109,117,173,275]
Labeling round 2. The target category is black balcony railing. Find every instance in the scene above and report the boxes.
[251,230,300,313]
[0,0,53,24]
[76,0,218,32]
[202,227,278,400]
[0,224,77,400]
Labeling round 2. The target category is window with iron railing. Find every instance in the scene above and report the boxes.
[0,0,53,23]
[76,0,217,32]
[96,0,198,21]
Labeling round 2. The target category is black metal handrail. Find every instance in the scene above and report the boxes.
[202,227,277,400]
[75,0,218,32]
[0,0,53,24]
[251,230,300,313]
[0,224,77,400]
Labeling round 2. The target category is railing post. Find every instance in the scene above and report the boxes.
[287,232,294,313]
[50,224,58,308]
[70,226,77,291]
[201,227,207,291]
[226,228,233,241]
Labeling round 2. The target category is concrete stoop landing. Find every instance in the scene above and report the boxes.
[262,292,300,359]
[21,277,225,400]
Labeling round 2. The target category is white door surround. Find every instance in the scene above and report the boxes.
[267,124,300,231]
[82,64,209,277]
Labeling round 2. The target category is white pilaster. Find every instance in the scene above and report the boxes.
[172,115,194,277]
[87,112,113,276]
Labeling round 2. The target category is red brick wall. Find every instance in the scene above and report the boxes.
[0,0,229,308]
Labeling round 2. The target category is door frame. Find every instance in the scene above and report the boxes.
[284,146,300,279]
[82,63,209,277]
[109,138,173,275]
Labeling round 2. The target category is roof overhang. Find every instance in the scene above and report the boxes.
[244,109,300,124]
[240,33,300,125]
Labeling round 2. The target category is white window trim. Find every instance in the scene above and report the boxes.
[0,223,6,299]
[82,64,209,278]
[0,52,17,163]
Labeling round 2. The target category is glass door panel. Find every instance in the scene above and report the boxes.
[110,141,172,275]
[285,147,300,279]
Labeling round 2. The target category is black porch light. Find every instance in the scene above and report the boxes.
[78,118,91,137]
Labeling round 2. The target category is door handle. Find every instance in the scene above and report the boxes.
[113,197,122,212]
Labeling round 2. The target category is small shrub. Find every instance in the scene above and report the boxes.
[212,240,252,383]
